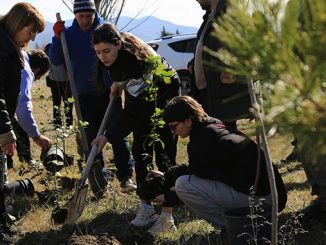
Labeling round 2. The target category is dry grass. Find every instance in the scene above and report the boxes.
[7,80,325,244]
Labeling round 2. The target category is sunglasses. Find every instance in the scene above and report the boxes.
[168,121,181,131]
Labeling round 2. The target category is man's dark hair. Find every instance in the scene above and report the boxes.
[27,49,50,78]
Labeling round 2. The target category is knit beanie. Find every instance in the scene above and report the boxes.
[73,0,96,14]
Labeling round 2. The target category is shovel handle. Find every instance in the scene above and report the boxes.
[78,95,118,188]
[56,12,89,155]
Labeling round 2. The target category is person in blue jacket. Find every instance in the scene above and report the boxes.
[48,0,135,191]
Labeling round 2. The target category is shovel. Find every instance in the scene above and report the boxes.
[65,94,118,225]
[56,13,108,197]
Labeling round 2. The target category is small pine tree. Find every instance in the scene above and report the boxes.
[209,0,326,161]
[176,28,180,35]
[160,26,173,37]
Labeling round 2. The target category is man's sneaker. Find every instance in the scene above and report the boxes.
[120,179,137,193]
[147,215,177,237]
[130,205,159,227]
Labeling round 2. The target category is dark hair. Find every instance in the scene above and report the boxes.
[92,23,154,60]
[92,23,155,91]
[163,96,207,124]
[44,43,51,55]
[27,49,50,78]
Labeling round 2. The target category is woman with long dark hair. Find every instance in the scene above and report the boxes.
[91,23,180,231]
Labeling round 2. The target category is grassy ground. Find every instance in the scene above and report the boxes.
[6,80,326,244]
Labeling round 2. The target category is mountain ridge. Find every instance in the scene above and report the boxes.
[29,15,198,49]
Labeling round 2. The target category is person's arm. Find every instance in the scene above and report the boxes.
[48,37,64,66]
[48,21,66,66]
[0,50,16,155]
[16,68,40,139]
[16,61,51,150]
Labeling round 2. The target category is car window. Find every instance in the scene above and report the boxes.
[168,38,196,53]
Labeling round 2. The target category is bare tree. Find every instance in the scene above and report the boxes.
[62,0,126,23]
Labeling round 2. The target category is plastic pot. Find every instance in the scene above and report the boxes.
[40,146,65,172]
[4,179,34,197]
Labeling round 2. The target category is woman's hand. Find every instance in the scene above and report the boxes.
[91,135,108,154]
[1,141,16,156]
[110,82,122,98]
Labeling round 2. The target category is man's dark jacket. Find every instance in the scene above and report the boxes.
[190,0,251,122]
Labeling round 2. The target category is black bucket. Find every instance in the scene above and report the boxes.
[4,179,35,197]
[40,146,65,172]
[224,206,272,245]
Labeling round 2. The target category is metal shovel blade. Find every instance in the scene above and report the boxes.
[65,184,88,225]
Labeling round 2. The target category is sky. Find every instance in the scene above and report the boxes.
[0,0,204,28]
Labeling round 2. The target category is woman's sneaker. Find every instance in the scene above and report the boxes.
[147,214,176,237]
[131,205,158,227]
[120,178,137,193]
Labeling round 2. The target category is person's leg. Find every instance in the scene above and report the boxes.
[80,94,134,186]
[0,154,9,234]
[175,175,251,227]
[78,94,108,168]
[132,131,153,185]
[49,80,62,126]
[61,81,73,127]
[154,125,177,172]
[106,97,133,183]
[12,121,33,163]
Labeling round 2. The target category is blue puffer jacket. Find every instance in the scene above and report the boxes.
[49,13,111,95]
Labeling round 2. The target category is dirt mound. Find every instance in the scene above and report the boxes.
[69,234,121,245]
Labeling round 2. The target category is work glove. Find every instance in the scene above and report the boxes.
[53,21,65,38]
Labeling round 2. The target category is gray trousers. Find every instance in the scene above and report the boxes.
[175,175,271,227]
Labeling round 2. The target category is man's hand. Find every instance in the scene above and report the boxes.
[220,72,235,84]
[91,135,108,154]
[34,134,52,151]
[1,142,16,156]
[53,21,65,38]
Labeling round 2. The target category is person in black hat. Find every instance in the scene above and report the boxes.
[48,0,136,192]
